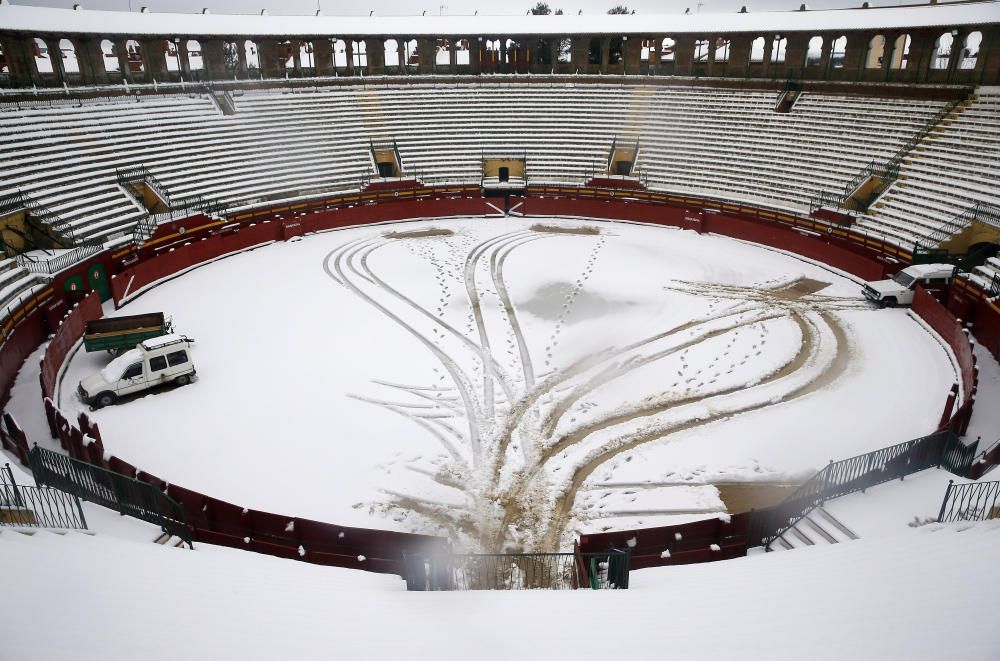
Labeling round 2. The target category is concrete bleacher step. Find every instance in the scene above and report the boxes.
[772,507,858,552]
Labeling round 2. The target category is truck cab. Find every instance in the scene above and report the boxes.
[862,264,955,308]
[78,334,195,408]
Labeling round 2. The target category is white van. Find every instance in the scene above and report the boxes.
[862,264,955,308]
[78,334,196,408]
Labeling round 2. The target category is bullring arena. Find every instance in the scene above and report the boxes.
[0,1,999,659]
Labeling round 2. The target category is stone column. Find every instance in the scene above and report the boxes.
[258,39,281,78]
[71,38,95,84]
[1,37,34,86]
[397,38,408,74]
[498,38,508,73]
[571,37,588,73]
[312,39,331,76]
[944,29,967,84]
[114,39,132,81]
[469,37,482,75]
[816,37,832,79]
[236,39,249,77]
[206,39,229,80]
[905,29,933,84]
[24,37,44,84]
[366,38,385,75]
[842,33,865,80]
[624,37,642,75]
[674,36,694,77]
[878,32,898,81]
[87,38,110,84]
[705,39,717,77]
[344,39,355,75]
[599,38,610,73]
[784,34,808,80]
[417,38,435,74]
[141,38,167,83]
[980,26,1000,85]
[729,35,750,78]
[175,40,191,78]
[288,41,301,76]
[647,38,660,75]
[449,39,458,73]
[44,38,66,84]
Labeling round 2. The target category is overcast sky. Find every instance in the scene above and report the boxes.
[11,0,940,17]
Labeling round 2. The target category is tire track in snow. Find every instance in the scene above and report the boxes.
[539,310,851,551]
[325,238,485,466]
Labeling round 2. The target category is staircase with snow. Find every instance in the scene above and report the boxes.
[771,506,858,551]
[154,531,189,548]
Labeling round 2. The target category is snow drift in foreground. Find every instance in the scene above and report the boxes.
[0,521,997,660]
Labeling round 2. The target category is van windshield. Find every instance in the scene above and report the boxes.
[892,272,916,288]
[101,349,142,382]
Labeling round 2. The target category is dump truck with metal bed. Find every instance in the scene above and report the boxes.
[83,312,170,354]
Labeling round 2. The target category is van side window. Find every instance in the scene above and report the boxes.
[122,364,142,380]
[166,350,188,367]
[149,356,168,372]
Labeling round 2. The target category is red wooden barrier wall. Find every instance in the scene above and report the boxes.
[39,292,103,400]
[579,514,750,568]
[3,188,998,576]
[912,286,978,435]
[971,298,1000,361]
[0,291,52,410]
[702,214,892,281]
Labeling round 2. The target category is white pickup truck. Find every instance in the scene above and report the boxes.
[78,334,196,408]
[862,263,955,308]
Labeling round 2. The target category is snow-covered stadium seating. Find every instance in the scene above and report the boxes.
[858,88,1000,248]
[0,82,995,252]
[971,255,1000,294]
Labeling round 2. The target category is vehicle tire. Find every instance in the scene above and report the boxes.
[881,297,897,309]
[174,374,191,387]
[95,392,116,408]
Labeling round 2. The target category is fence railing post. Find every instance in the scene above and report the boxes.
[937,480,954,522]
[2,462,23,506]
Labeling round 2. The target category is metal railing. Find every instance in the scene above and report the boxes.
[918,201,1000,249]
[16,244,104,276]
[0,189,78,248]
[809,92,968,216]
[131,195,227,245]
[1,463,88,530]
[115,165,174,207]
[405,550,630,590]
[28,446,191,547]
[937,479,1000,523]
[751,429,963,550]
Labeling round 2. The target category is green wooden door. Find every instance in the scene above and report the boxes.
[86,263,111,301]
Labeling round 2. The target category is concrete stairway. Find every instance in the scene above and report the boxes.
[154,531,188,548]
[772,506,858,551]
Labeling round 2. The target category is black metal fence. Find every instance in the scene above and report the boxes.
[1,463,88,530]
[28,447,191,547]
[404,550,630,591]
[937,479,1000,523]
[750,430,965,549]
[16,244,104,276]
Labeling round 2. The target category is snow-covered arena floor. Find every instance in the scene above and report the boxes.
[55,217,956,551]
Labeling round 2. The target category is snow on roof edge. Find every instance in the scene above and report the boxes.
[1,2,998,37]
